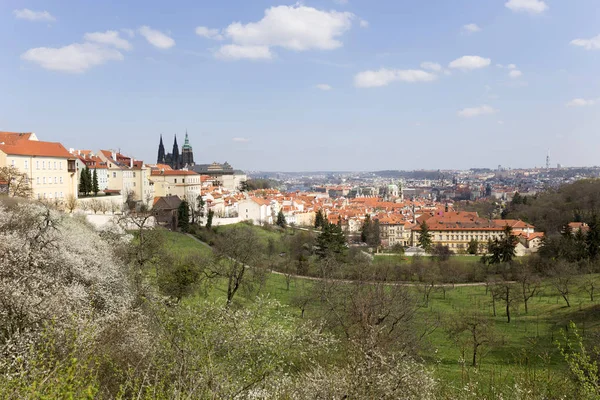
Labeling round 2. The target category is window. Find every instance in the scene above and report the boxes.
[43,177,46,184]
[54,192,57,198]
[133,182,136,187]
[11,160,15,166]
[60,162,63,170]
[60,192,63,198]
[60,177,63,184]
[174,179,177,183]
[42,161,45,169]
[113,172,116,178]
[36,177,40,184]
[36,161,39,169]
[24,160,28,169]
[54,162,57,169]
[133,172,136,177]
[54,177,57,184]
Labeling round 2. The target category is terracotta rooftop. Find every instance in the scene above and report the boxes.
[0,140,73,158]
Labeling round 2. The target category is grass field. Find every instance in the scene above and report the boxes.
[163,228,600,387]
[373,254,482,264]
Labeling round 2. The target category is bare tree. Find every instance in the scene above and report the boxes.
[496,283,519,323]
[65,194,78,213]
[89,199,103,214]
[447,312,495,367]
[514,263,541,314]
[549,261,575,307]
[211,225,263,305]
[581,274,598,302]
[0,166,33,198]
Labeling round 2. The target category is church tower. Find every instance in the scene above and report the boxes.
[157,134,166,164]
[181,131,195,167]
[171,135,181,170]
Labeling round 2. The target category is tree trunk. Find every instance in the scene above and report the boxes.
[522,283,528,314]
[562,293,570,307]
[472,343,478,367]
[506,288,511,323]
[492,294,496,316]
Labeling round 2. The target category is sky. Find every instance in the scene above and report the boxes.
[1,0,600,171]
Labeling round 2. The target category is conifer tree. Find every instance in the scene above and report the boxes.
[314,209,325,229]
[92,168,99,196]
[276,209,287,228]
[418,221,433,252]
[178,200,190,232]
[79,166,91,196]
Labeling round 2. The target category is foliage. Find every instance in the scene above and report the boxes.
[177,200,190,232]
[483,225,517,265]
[556,321,600,399]
[315,221,346,259]
[360,214,381,247]
[314,209,325,229]
[92,168,99,195]
[0,165,33,198]
[206,209,214,229]
[418,221,433,252]
[79,165,92,196]
[276,208,287,228]
[467,238,479,255]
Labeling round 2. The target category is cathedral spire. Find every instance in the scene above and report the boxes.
[157,134,166,164]
[172,134,181,170]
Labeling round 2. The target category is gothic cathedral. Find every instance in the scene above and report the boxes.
[157,132,195,170]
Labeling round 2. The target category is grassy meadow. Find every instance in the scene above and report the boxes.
[161,228,600,388]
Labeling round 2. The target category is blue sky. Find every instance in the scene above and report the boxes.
[1,0,599,171]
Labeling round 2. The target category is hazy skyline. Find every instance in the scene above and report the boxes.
[2,0,600,171]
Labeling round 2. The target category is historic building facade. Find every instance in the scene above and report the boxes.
[157,132,195,170]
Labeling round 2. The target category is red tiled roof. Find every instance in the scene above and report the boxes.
[0,132,33,145]
[151,169,198,176]
[0,140,73,158]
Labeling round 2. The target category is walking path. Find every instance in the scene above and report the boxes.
[185,233,512,288]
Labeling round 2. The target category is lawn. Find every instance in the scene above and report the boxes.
[158,228,213,258]
[373,254,482,264]
[168,229,600,388]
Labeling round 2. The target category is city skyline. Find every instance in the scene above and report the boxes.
[2,0,600,170]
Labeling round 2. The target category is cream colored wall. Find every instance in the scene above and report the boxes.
[149,174,201,200]
[4,154,76,200]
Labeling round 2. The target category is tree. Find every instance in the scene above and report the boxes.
[360,214,381,248]
[581,273,598,302]
[79,166,91,196]
[417,221,432,252]
[483,225,517,265]
[206,209,214,229]
[586,215,600,260]
[178,200,190,232]
[212,225,263,305]
[157,254,206,302]
[0,166,33,198]
[314,209,325,229]
[65,194,78,213]
[467,238,479,255]
[276,209,287,228]
[89,199,103,214]
[92,168,99,196]
[549,261,575,307]
[431,244,451,261]
[315,222,346,259]
[448,312,495,367]
[514,262,541,314]
[496,282,519,323]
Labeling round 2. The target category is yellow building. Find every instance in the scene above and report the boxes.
[0,132,77,200]
[150,165,201,200]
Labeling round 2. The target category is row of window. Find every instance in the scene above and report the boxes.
[37,192,64,199]
[438,234,501,241]
[36,176,64,185]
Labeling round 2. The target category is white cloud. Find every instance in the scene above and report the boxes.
[458,105,498,118]
[354,68,437,88]
[216,44,272,60]
[570,34,600,50]
[21,43,123,73]
[13,9,55,22]
[507,63,517,69]
[463,23,481,33]
[138,26,175,49]
[223,5,354,52]
[316,84,332,91]
[121,29,135,38]
[509,69,523,78]
[333,0,349,4]
[420,61,442,72]
[84,31,132,50]
[505,0,548,14]
[232,137,250,142]
[359,20,369,28]
[566,98,596,107]
[195,26,224,40]
[449,55,491,70]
